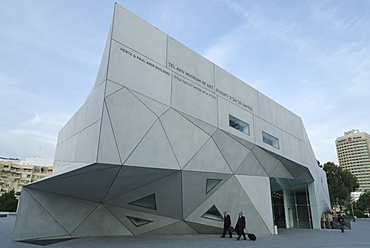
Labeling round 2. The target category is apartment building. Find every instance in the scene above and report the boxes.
[0,157,53,195]
[335,129,370,190]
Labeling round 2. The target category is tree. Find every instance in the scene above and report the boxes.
[322,162,359,207]
[354,190,370,217]
[0,190,18,212]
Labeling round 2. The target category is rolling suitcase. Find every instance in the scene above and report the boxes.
[247,233,256,241]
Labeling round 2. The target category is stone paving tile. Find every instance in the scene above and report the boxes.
[1,215,370,248]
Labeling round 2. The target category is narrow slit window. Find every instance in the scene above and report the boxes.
[229,115,250,135]
[262,131,279,149]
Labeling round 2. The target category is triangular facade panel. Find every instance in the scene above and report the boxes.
[105,205,180,235]
[182,171,231,218]
[27,165,121,202]
[212,129,251,172]
[131,90,170,117]
[97,103,121,164]
[125,119,180,170]
[177,110,217,136]
[26,189,100,234]
[13,189,70,241]
[105,80,124,97]
[236,152,269,177]
[270,162,295,179]
[103,166,177,202]
[105,171,183,219]
[160,109,210,168]
[252,146,281,176]
[236,175,274,233]
[183,139,232,174]
[225,132,255,150]
[71,204,132,237]
[105,88,158,163]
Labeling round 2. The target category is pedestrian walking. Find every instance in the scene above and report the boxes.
[220,211,233,238]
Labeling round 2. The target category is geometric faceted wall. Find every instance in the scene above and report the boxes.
[13,3,330,243]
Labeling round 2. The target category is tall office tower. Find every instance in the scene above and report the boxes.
[336,129,370,190]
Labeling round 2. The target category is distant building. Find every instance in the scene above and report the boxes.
[0,157,53,195]
[335,129,370,190]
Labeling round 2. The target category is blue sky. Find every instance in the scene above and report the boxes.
[1,0,370,164]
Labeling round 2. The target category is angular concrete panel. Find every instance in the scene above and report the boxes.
[282,130,306,165]
[184,177,234,227]
[222,176,272,234]
[105,80,124,97]
[236,152,268,177]
[160,109,209,168]
[177,110,217,136]
[74,121,101,163]
[270,162,294,179]
[131,90,170,117]
[28,189,99,233]
[13,189,70,241]
[183,138,232,174]
[103,166,177,201]
[252,146,281,176]
[236,175,274,234]
[182,171,232,218]
[71,204,132,237]
[84,82,105,128]
[97,103,121,164]
[125,119,180,170]
[106,205,180,236]
[105,172,183,219]
[27,166,121,202]
[212,129,250,172]
[105,88,157,162]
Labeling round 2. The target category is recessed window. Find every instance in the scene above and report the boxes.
[206,179,222,194]
[126,216,153,227]
[229,115,250,135]
[129,193,157,210]
[262,131,279,149]
[201,205,223,222]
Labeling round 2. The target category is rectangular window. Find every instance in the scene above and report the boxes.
[229,115,250,135]
[262,131,280,149]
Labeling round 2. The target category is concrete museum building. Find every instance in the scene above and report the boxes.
[14,4,330,243]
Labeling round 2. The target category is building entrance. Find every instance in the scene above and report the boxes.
[271,178,313,229]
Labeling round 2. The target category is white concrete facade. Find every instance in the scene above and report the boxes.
[13,4,330,243]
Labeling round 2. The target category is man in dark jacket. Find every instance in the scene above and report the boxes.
[235,211,246,240]
[338,214,345,233]
[221,211,233,238]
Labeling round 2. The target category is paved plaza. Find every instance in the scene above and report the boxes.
[1,215,370,248]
